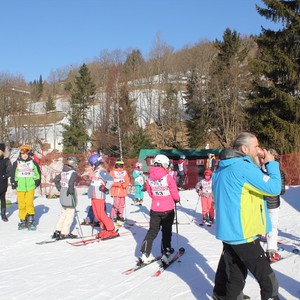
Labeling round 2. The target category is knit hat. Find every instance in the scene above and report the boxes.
[0,143,5,152]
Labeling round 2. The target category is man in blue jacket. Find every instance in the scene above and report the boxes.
[212,132,281,300]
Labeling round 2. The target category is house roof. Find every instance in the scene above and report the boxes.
[8,111,66,127]
[138,148,222,172]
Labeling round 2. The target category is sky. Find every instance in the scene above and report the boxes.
[1,154,300,300]
[0,0,282,83]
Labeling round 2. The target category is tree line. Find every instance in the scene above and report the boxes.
[0,0,299,156]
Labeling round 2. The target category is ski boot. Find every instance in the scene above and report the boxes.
[27,214,37,231]
[59,232,78,239]
[52,230,61,239]
[81,219,91,225]
[200,217,207,226]
[98,230,119,240]
[140,253,155,264]
[18,219,27,230]
[161,248,173,265]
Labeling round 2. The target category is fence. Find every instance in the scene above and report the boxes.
[38,151,300,196]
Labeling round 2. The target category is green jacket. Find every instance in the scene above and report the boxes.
[11,158,41,192]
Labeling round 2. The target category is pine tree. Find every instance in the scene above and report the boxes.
[44,94,56,112]
[207,29,251,147]
[248,0,300,153]
[37,75,43,99]
[184,68,209,148]
[62,63,96,153]
[71,63,96,125]
[62,110,89,154]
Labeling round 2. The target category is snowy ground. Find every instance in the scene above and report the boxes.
[1,185,299,300]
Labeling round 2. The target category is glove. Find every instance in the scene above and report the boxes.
[99,185,109,194]
[11,182,17,189]
[35,179,41,188]
[175,199,181,205]
[67,189,74,196]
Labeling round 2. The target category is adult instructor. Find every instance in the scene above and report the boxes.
[212,132,281,300]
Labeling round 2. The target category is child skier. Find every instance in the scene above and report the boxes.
[52,156,80,239]
[110,158,130,223]
[132,162,145,205]
[263,148,286,262]
[195,169,214,225]
[88,153,119,240]
[168,163,177,182]
[10,145,41,230]
[139,154,180,265]
[177,155,187,190]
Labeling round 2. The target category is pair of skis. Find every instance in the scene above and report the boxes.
[123,247,185,277]
[67,231,135,246]
[36,231,134,246]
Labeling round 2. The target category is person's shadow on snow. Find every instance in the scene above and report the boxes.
[6,202,49,225]
[33,204,50,224]
[125,212,217,299]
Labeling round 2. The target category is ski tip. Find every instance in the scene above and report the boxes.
[179,247,185,253]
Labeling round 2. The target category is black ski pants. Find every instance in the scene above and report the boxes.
[213,239,279,300]
[0,192,6,215]
[140,209,174,256]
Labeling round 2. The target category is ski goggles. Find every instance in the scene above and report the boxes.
[20,149,29,154]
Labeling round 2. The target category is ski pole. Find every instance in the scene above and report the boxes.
[71,195,85,241]
[192,195,200,221]
[175,203,179,250]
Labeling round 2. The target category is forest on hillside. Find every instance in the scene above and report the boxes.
[0,0,299,157]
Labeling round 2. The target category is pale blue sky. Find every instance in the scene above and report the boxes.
[0,0,281,82]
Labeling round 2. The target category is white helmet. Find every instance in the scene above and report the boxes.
[154,154,170,168]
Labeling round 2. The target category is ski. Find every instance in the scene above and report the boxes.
[152,247,185,277]
[36,239,59,245]
[122,255,162,275]
[67,237,101,246]
[36,236,80,245]
[68,231,135,246]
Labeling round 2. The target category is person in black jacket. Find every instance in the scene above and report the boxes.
[263,148,286,262]
[0,143,12,222]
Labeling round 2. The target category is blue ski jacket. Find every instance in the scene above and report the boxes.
[212,148,281,245]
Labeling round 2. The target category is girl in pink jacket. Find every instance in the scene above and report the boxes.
[139,154,180,265]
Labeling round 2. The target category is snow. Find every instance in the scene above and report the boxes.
[1,184,300,300]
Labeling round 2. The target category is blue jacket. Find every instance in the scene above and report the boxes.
[212,148,281,245]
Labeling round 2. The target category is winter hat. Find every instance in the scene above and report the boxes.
[0,143,5,152]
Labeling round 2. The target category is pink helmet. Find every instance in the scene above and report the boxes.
[135,162,143,168]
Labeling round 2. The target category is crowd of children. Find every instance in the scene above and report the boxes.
[1,144,284,267]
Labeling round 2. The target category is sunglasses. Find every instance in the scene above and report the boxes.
[20,150,29,154]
